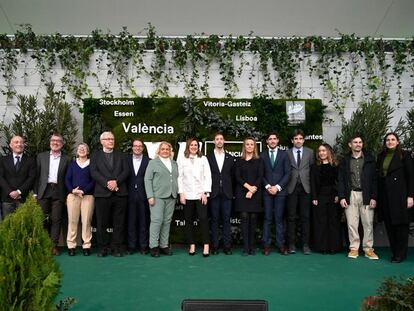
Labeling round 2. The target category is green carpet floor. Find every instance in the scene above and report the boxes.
[55,247,414,311]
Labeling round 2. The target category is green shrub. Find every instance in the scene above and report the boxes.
[0,195,61,311]
[335,99,393,158]
[0,83,77,156]
[361,277,414,311]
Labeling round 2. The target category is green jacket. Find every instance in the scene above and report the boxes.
[144,157,178,199]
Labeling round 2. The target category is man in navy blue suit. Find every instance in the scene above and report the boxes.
[127,139,150,255]
[261,132,291,255]
[207,132,235,255]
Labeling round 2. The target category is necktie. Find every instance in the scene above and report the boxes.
[270,150,275,168]
[296,150,301,167]
[15,155,21,171]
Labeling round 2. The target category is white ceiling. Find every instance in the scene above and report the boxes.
[0,0,412,38]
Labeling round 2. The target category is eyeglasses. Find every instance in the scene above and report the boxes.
[50,139,63,143]
[102,138,115,141]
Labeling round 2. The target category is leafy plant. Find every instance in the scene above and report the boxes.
[335,98,393,157]
[398,107,414,152]
[361,277,414,311]
[0,83,78,156]
[0,195,62,311]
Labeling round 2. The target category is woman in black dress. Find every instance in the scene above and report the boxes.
[310,143,342,254]
[377,132,413,263]
[234,137,264,255]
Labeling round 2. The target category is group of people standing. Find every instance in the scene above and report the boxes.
[0,130,412,263]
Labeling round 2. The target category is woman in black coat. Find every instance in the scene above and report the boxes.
[234,137,264,256]
[377,132,414,263]
[310,143,342,254]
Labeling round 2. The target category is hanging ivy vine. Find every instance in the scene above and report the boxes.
[0,25,413,114]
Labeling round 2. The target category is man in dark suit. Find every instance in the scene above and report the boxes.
[35,133,70,256]
[127,138,150,255]
[261,132,291,255]
[207,131,235,255]
[0,136,36,218]
[90,131,129,257]
[286,129,314,255]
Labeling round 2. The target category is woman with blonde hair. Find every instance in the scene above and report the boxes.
[144,141,179,257]
[234,137,264,255]
[310,143,341,254]
[178,138,212,257]
[65,143,95,256]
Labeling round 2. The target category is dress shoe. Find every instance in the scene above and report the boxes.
[126,248,135,255]
[150,247,160,257]
[262,247,271,256]
[68,248,76,256]
[112,248,123,257]
[52,246,60,256]
[160,247,172,256]
[140,248,149,255]
[188,245,196,256]
[83,249,90,256]
[391,256,403,263]
[223,248,233,255]
[303,245,311,255]
[202,245,210,257]
[279,247,288,255]
[97,248,108,257]
[211,247,219,255]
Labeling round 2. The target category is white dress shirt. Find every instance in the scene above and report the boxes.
[178,155,212,200]
[214,149,225,172]
[48,152,61,183]
[132,154,143,175]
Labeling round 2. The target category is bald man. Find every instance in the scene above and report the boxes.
[0,136,36,219]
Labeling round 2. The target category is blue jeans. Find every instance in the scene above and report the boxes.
[209,194,232,249]
[262,194,286,248]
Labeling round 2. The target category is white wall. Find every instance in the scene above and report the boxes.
[0,50,412,146]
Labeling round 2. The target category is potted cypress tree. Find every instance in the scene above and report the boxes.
[0,195,61,310]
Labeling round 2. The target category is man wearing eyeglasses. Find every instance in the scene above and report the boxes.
[35,133,70,256]
[90,131,129,257]
[126,138,150,255]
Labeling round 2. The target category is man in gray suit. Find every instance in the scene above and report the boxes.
[35,133,70,256]
[286,129,314,255]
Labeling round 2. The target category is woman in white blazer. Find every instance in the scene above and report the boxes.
[178,138,212,257]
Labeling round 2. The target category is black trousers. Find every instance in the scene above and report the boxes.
[312,195,342,252]
[39,184,66,246]
[240,212,258,252]
[95,195,127,250]
[184,199,210,244]
[384,221,409,260]
[127,192,150,251]
[287,184,311,247]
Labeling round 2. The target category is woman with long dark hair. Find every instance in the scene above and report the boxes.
[234,137,264,255]
[178,138,212,257]
[310,143,342,254]
[376,132,413,263]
